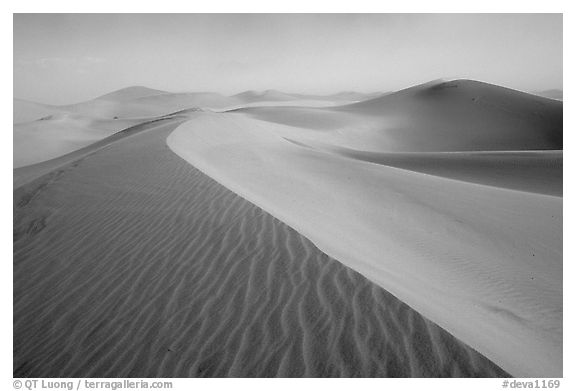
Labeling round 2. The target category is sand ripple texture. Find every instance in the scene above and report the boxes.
[14,121,508,377]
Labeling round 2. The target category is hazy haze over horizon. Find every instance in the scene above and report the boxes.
[14,13,562,105]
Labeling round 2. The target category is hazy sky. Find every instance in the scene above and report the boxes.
[14,14,562,105]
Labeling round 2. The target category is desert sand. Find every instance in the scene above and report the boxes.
[14,79,561,377]
[14,114,507,377]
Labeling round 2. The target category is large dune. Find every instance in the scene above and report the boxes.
[237,79,562,152]
[339,79,562,151]
[14,79,562,378]
[13,118,507,377]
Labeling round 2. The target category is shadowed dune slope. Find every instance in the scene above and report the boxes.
[14,122,508,378]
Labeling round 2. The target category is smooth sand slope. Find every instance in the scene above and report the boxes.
[168,80,562,377]
[13,118,507,377]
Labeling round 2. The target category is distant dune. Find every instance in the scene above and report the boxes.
[14,99,61,124]
[14,79,562,378]
[14,87,365,124]
[95,86,168,101]
[233,89,302,102]
[233,89,383,103]
[13,114,144,168]
[239,79,562,152]
[13,87,366,168]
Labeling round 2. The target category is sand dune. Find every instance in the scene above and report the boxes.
[13,87,364,169]
[14,86,363,125]
[337,79,562,151]
[13,86,237,169]
[168,80,562,377]
[13,119,507,377]
[13,113,146,168]
[14,86,379,124]
[238,79,562,153]
[14,99,66,124]
[95,86,168,101]
[13,79,561,378]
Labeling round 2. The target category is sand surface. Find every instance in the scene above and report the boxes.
[13,118,507,377]
[14,79,561,378]
[167,80,562,377]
